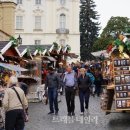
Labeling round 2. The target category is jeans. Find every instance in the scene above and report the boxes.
[65,87,75,113]
[48,88,59,113]
[95,85,101,96]
[79,90,90,112]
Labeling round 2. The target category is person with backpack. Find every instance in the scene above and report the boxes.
[85,66,95,96]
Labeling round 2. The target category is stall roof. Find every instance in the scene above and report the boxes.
[91,50,109,58]
[18,45,51,55]
[17,45,27,54]
[0,41,21,57]
[0,41,9,50]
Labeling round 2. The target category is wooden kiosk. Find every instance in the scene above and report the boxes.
[100,32,130,114]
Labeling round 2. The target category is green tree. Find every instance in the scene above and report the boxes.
[92,16,130,52]
[101,16,130,37]
[92,36,114,52]
[80,0,100,61]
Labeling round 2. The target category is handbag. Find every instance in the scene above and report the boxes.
[12,87,29,122]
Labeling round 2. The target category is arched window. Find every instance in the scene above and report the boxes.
[60,0,65,5]
[60,14,66,29]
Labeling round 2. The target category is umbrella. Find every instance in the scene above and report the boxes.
[0,63,28,71]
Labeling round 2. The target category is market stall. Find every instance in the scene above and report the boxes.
[93,32,130,114]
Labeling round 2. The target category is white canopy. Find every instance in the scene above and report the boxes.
[91,50,109,58]
[0,63,28,71]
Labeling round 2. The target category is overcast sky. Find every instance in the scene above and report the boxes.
[94,0,130,33]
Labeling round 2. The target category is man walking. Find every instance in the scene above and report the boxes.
[63,66,77,116]
[45,67,60,115]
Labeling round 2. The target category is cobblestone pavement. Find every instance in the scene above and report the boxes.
[25,96,130,130]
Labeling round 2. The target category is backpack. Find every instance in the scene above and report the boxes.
[86,72,95,84]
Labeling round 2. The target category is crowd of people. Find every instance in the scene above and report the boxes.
[0,60,103,130]
[45,61,103,116]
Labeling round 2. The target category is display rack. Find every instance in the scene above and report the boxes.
[114,59,130,110]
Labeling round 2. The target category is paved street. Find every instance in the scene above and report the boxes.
[25,96,130,130]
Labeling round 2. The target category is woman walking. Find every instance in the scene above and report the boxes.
[78,68,91,115]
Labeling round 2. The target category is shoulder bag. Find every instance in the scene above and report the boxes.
[12,87,29,122]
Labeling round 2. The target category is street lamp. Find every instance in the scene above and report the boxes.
[17,35,22,45]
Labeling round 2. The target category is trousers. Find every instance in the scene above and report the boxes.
[79,90,90,112]
[5,109,24,130]
[65,87,75,113]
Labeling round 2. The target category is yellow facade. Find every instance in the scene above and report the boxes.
[0,1,16,37]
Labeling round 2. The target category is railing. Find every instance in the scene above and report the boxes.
[56,28,69,34]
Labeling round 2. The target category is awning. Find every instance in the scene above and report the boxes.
[91,50,109,58]
[0,63,28,71]
[43,56,56,62]
[63,53,79,58]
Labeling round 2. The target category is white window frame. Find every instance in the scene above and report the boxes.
[35,16,41,30]
[16,16,23,29]
[35,40,41,45]
[17,0,22,4]
[60,0,65,5]
[60,14,66,29]
[35,0,41,5]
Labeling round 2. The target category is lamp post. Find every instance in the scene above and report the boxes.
[17,35,22,45]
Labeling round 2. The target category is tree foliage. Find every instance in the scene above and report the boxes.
[92,16,130,52]
[80,0,100,61]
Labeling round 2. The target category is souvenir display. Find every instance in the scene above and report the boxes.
[114,59,130,110]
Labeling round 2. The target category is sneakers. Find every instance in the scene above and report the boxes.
[80,112,84,115]
[67,112,75,116]
[71,112,75,116]
[55,111,59,115]
[85,109,89,114]
[48,111,54,115]
[67,112,71,116]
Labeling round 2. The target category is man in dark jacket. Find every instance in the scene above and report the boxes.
[45,67,60,115]
[78,68,91,115]
[57,62,65,74]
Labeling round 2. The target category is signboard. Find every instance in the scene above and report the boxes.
[114,59,130,110]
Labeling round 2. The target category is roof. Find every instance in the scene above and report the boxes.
[17,46,27,54]
[0,1,17,6]
[18,45,51,55]
[0,41,9,50]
